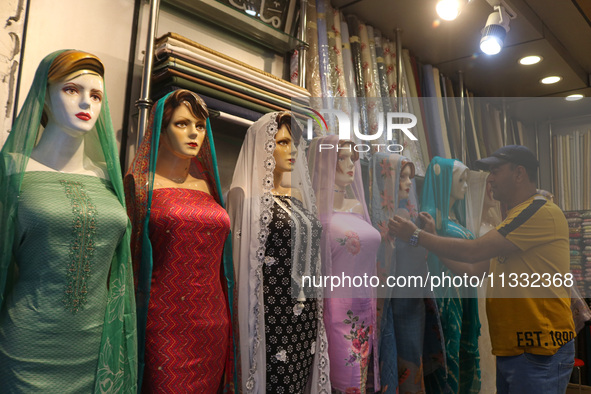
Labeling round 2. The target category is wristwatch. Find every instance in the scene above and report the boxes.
[409,228,422,247]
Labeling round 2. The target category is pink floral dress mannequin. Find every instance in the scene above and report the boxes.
[309,135,381,393]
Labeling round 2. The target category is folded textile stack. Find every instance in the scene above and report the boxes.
[566,211,584,296]
[152,32,310,121]
[582,211,591,296]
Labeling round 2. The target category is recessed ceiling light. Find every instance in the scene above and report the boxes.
[565,94,584,101]
[540,76,561,84]
[519,55,542,65]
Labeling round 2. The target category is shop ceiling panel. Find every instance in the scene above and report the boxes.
[331,0,591,97]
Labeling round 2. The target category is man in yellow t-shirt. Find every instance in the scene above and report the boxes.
[389,145,575,393]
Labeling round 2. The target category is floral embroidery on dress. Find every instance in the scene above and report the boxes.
[343,310,372,393]
[379,158,393,177]
[380,190,395,214]
[337,231,362,256]
[60,180,97,313]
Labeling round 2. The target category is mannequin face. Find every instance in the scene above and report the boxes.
[398,165,412,201]
[335,147,356,188]
[46,71,103,135]
[273,125,296,173]
[451,163,469,201]
[161,103,207,159]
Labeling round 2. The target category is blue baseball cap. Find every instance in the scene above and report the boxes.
[475,145,539,171]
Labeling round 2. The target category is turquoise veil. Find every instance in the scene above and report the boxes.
[420,156,480,394]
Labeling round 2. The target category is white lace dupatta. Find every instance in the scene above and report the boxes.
[227,112,330,393]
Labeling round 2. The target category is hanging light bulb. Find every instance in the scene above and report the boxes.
[480,6,511,55]
[436,0,462,21]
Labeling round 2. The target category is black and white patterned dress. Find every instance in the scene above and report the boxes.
[263,195,322,393]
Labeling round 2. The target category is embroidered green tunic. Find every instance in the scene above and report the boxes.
[0,172,128,392]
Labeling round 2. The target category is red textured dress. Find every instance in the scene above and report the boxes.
[142,188,231,393]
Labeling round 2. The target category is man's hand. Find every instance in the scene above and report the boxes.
[388,215,418,242]
[419,212,436,234]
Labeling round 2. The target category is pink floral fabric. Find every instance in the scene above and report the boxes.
[325,212,381,392]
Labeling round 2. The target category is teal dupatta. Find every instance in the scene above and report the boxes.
[421,156,480,394]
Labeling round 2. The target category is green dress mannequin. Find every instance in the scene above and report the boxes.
[0,50,136,392]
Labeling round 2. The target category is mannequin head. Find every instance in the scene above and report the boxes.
[273,112,300,175]
[451,161,469,202]
[334,140,359,188]
[43,50,105,134]
[160,90,209,159]
[398,160,415,201]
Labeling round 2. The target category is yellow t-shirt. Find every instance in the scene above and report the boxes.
[486,194,575,356]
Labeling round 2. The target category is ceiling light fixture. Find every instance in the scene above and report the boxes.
[436,0,462,21]
[480,1,517,55]
[540,76,562,84]
[565,94,584,101]
[519,55,542,65]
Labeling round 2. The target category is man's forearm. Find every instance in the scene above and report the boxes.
[418,231,482,263]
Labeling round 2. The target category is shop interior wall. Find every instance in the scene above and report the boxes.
[1,0,26,148]
[122,1,286,167]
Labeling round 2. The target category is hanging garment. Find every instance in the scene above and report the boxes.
[369,152,446,393]
[0,50,136,392]
[309,135,381,392]
[125,92,236,392]
[421,157,481,394]
[228,112,330,394]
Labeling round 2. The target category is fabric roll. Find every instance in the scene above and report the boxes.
[327,2,347,98]
[316,0,333,99]
[346,14,370,139]
[155,33,310,99]
[191,91,263,121]
[443,77,461,159]
[325,2,355,141]
[152,69,288,112]
[431,67,451,158]
[339,12,363,145]
[373,29,393,118]
[153,58,292,109]
[153,76,278,114]
[422,64,446,158]
[473,96,487,158]
[339,13,357,100]
[290,48,299,85]
[466,91,481,163]
[305,0,323,127]
[359,22,385,145]
[382,37,397,111]
[401,49,429,173]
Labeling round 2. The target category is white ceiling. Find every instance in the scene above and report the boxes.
[333,0,591,98]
